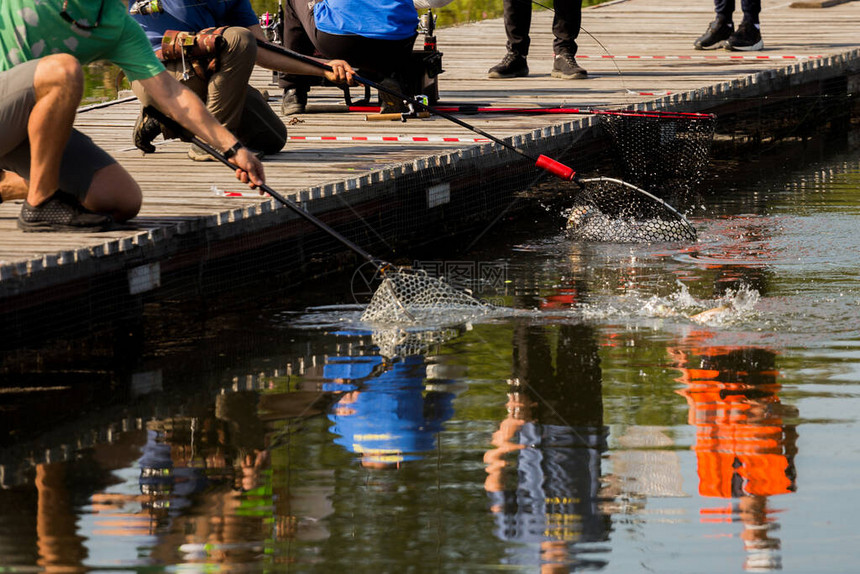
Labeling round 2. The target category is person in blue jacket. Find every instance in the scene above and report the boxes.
[278,0,420,115]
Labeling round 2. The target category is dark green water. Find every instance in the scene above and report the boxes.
[1,133,859,572]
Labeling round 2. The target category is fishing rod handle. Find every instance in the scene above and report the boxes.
[535,155,576,180]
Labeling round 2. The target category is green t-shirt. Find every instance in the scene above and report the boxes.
[0,0,164,82]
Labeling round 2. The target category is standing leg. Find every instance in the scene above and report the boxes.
[694,0,736,50]
[740,0,761,25]
[279,0,319,112]
[488,0,531,78]
[550,0,587,79]
[503,0,532,57]
[725,0,763,51]
[714,0,736,23]
[551,0,582,57]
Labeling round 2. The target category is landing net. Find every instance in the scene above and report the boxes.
[599,112,716,205]
[567,177,698,243]
[562,111,715,243]
[360,269,495,325]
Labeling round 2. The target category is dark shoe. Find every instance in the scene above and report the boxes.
[18,190,112,232]
[133,110,162,153]
[488,52,528,79]
[694,19,734,50]
[551,53,587,79]
[378,77,408,114]
[281,88,307,115]
[725,20,763,51]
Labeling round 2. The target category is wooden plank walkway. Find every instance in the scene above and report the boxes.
[1,0,859,303]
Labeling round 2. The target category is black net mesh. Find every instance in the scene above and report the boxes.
[561,112,716,243]
[566,177,698,243]
[599,112,716,207]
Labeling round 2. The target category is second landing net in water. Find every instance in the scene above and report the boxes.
[360,269,496,325]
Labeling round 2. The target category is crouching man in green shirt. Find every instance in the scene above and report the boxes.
[0,0,265,232]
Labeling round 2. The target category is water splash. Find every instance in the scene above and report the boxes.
[579,281,760,326]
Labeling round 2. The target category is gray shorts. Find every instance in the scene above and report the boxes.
[0,59,116,201]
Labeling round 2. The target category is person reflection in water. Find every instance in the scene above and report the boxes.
[671,341,798,572]
[484,324,611,571]
[324,353,456,468]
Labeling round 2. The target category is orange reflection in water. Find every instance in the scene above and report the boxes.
[671,332,798,571]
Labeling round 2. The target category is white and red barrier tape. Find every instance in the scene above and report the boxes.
[288,135,491,143]
[577,54,825,60]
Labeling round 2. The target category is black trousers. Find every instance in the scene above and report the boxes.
[503,0,583,57]
[714,0,761,24]
[279,0,416,91]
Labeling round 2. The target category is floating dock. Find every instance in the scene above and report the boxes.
[0,0,858,338]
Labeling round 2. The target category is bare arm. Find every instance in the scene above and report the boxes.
[247,24,354,85]
[137,71,264,188]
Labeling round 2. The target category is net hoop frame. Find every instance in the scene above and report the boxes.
[574,176,699,243]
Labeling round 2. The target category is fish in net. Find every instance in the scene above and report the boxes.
[360,269,497,325]
[566,177,698,243]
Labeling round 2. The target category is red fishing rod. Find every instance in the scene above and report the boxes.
[256,39,580,181]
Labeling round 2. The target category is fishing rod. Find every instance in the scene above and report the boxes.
[143,107,497,324]
[348,104,715,121]
[256,39,579,182]
[143,106,385,270]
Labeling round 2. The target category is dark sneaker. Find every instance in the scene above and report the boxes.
[18,190,112,232]
[488,52,529,79]
[281,88,307,115]
[725,20,763,51]
[694,19,734,50]
[378,76,408,114]
[133,109,162,153]
[551,53,587,79]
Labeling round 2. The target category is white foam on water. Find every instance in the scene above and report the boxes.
[578,281,761,326]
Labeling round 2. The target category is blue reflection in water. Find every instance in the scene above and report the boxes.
[324,351,455,467]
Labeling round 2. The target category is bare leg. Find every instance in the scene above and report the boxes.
[27,54,142,222]
[83,163,142,222]
[28,54,83,206]
[0,169,28,202]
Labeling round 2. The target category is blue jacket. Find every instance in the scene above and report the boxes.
[131,0,259,49]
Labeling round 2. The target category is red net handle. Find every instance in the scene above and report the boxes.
[535,155,576,181]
